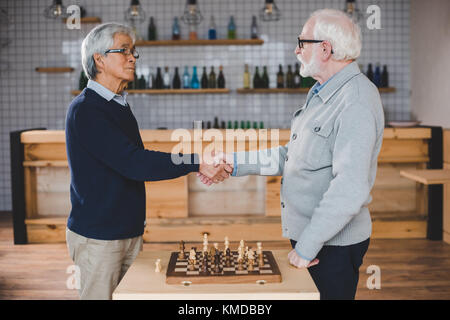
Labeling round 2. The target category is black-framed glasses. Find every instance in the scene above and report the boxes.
[297,37,334,54]
[104,47,139,59]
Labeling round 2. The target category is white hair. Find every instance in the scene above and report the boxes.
[310,9,362,61]
[81,23,136,80]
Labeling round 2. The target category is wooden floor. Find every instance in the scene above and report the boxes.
[1,212,450,300]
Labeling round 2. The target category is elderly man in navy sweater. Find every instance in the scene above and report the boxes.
[65,23,232,300]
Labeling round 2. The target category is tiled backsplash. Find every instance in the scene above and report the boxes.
[0,0,410,210]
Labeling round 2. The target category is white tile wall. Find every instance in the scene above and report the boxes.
[0,0,411,210]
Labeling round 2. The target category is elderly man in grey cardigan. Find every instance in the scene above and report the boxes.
[198,9,384,300]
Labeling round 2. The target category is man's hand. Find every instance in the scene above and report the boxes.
[288,249,319,269]
[198,151,233,184]
[197,151,234,186]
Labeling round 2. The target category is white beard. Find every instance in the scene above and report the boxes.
[296,50,321,78]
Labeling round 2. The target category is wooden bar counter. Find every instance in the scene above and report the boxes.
[10,127,435,244]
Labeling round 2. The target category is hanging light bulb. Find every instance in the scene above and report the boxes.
[260,0,281,22]
[181,0,203,26]
[44,0,68,19]
[343,0,363,22]
[124,0,146,24]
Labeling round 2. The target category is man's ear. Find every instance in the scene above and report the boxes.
[93,53,104,72]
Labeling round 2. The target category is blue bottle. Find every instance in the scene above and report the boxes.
[208,15,217,40]
[172,17,180,40]
[373,63,381,88]
[191,66,200,89]
[183,66,190,88]
[227,16,236,39]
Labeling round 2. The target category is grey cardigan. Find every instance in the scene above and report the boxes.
[232,62,384,260]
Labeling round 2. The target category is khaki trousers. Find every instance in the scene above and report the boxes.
[66,228,143,300]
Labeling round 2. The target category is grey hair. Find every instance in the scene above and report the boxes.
[310,9,362,61]
[81,23,136,80]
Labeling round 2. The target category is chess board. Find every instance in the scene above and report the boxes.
[166,250,282,284]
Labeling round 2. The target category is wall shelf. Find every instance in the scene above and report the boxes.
[62,16,102,24]
[135,39,264,46]
[237,87,397,94]
[35,67,74,73]
[71,88,230,95]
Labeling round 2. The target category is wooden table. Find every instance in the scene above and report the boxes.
[400,169,450,241]
[400,169,450,185]
[113,249,319,300]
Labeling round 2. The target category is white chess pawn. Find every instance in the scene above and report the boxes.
[155,259,161,273]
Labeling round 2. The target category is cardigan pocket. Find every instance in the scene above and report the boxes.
[298,119,333,170]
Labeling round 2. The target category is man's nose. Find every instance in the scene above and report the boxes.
[295,46,301,55]
[128,55,136,63]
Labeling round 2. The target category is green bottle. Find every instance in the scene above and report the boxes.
[240,120,245,129]
[259,121,264,129]
[234,121,239,129]
[246,121,251,129]
[227,121,233,129]
[253,121,258,129]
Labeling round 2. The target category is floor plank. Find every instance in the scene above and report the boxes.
[0,212,449,300]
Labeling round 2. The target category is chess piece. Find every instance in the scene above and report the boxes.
[201,254,208,274]
[155,258,161,272]
[189,248,196,271]
[209,246,216,259]
[223,236,229,255]
[258,252,265,268]
[203,233,209,253]
[256,242,262,256]
[247,248,255,271]
[178,240,185,259]
[214,253,221,273]
[237,251,244,271]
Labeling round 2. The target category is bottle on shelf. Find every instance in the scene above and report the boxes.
[172,17,181,40]
[243,64,250,89]
[234,120,239,129]
[227,121,233,129]
[208,66,216,88]
[276,64,284,88]
[227,16,236,39]
[147,68,154,89]
[221,121,226,129]
[213,117,220,129]
[206,121,212,129]
[294,63,301,88]
[208,15,217,40]
[139,74,146,89]
[154,67,163,89]
[240,120,245,129]
[373,63,381,87]
[262,66,269,88]
[259,121,264,129]
[366,63,374,82]
[201,66,208,89]
[381,65,389,88]
[191,66,200,89]
[251,15,258,39]
[253,66,261,89]
[253,121,258,129]
[183,66,190,89]
[189,24,198,40]
[286,65,294,88]
[148,16,157,41]
[162,66,171,89]
[246,121,251,129]
[217,65,225,88]
[172,67,181,89]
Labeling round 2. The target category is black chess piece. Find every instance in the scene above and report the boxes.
[201,255,209,274]
[214,253,221,273]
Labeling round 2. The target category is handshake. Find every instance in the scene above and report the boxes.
[197,151,234,186]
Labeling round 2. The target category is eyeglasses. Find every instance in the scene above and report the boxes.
[104,47,139,59]
[297,37,334,54]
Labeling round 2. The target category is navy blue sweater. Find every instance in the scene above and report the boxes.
[65,88,199,240]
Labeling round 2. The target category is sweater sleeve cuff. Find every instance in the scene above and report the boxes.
[231,152,238,176]
[294,243,314,261]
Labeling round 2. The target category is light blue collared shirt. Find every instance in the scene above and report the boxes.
[86,79,129,107]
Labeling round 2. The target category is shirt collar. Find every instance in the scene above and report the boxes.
[315,61,361,103]
[87,79,128,105]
